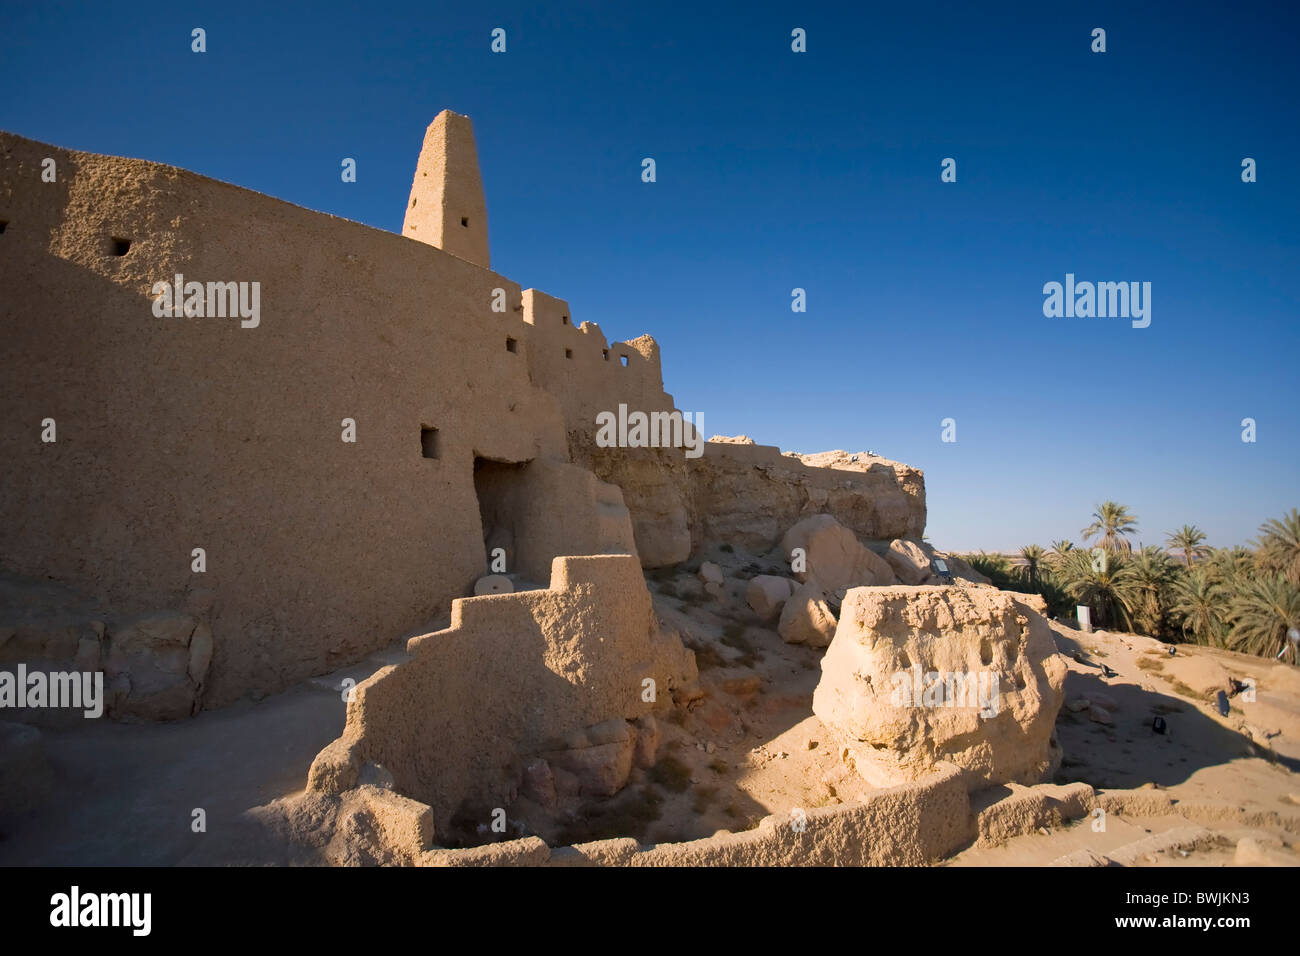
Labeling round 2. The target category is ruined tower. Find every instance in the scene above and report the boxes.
[402,110,490,268]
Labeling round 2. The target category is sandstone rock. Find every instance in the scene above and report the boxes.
[544,719,636,798]
[698,562,724,586]
[780,515,896,590]
[746,575,795,620]
[104,611,205,720]
[1088,705,1113,725]
[884,538,933,586]
[812,586,1067,788]
[473,574,513,596]
[777,581,838,647]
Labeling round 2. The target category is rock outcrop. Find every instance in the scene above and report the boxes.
[781,514,897,591]
[813,586,1067,789]
[884,538,933,586]
[745,575,796,620]
[777,583,840,647]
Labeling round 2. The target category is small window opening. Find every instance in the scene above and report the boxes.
[110,236,131,256]
[506,337,518,353]
[0,220,8,234]
[461,217,469,227]
[564,348,573,359]
[561,315,569,325]
[619,354,629,367]
[410,197,417,208]
[420,426,440,459]
[602,348,609,361]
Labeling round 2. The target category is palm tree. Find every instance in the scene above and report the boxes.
[1172,570,1227,647]
[1019,544,1045,590]
[1254,508,1300,587]
[1166,524,1210,568]
[1049,539,1074,558]
[1204,546,1254,591]
[1227,574,1300,661]
[1082,501,1138,553]
[1056,548,1137,630]
[1129,546,1177,637]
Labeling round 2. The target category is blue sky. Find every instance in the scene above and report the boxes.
[3,1,1296,551]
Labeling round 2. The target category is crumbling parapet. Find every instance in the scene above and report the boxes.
[307,554,698,839]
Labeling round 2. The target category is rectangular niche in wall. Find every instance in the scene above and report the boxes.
[420,426,440,459]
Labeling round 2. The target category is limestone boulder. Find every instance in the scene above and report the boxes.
[884,538,933,586]
[103,611,211,720]
[542,718,637,798]
[697,562,724,586]
[746,575,796,620]
[777,581,838,647]
[812,586,1067,789]
[779,514,897,590]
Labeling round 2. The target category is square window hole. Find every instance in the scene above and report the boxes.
[619,354,629,367]
[461,217,469,227]
[0,220,8,234]
[420,426,440,459]
[506,337,518,353]
[561,315,569,325]
[109,236,131,256]
[602,348,609,361]
[564,348,573,359]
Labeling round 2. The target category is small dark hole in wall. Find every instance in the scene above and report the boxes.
[0,220,8,234]
[110,237,131,256]
[461,217,469,227]
[561,315,569,325]
[506,337,517,353]
[411,197,417,208]
[602,349,609,361]
[564,348,573,359]
[420,426,440,459]
[620,354,629,367]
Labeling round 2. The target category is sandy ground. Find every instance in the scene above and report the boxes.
[948,623,1300,866]
[4,553,1299,866]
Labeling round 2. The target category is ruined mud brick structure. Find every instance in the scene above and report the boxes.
[0,111,925,716]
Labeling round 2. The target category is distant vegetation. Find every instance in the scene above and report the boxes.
[958,505,1300,664]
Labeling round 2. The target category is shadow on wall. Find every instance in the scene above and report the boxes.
[473,456,534,581]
